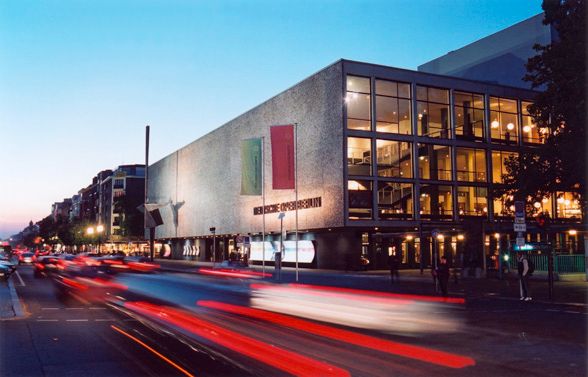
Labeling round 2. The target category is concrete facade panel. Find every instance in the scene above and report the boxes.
[148,62,344,239]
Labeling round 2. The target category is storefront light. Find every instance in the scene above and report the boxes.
[457,234,465,241]
[406,235,414,241]
[533,202,541,209]
[523,125,532,133]
[494,233,500,239]
[568,229,577,236]
[542,197,549,203]
[491,120,499,128]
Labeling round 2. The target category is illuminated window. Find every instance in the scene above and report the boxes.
[419,185,453,220]
[457,186,488,217]
[454,91,485,141]
[555,192,581,219]
[417,143,452,180]
[348,180,372,219]
[522,101,545,144]
[346,76,371,130]
[456,147,487,182]
[375,79,412,134]
[347,137,371,176]
[376,140,412,178]
[493,194,514,217]
[491,151,517,183]
[378,182,413,219]
[416,86,450,138]
[489,97,519,144]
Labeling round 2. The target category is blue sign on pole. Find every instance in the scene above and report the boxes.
[514,201,525,218]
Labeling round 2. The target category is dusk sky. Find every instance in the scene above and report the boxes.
[0,0,542,238]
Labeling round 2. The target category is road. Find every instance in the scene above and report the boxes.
[1,265,586,376]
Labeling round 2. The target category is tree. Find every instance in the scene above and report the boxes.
[498,0,586,214]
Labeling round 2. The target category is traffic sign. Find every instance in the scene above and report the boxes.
[514,201,525,218]
[516,237,526,247]
[514,223,527,232]
[514,218,526,224]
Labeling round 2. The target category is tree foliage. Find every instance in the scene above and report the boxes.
[498,0,586,214]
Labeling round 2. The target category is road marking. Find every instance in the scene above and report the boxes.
[563,311,580,314]
[41,307,60,310]
[14,271,26,286]
[7,277,24,318]
[66,319,88,322]
[95,318,115,321]
[36,319,59,322]
[89,307,106,310]
[65,307,85,310]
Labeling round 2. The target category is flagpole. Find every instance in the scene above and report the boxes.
[262,136,266,275]
[295,123,299,282]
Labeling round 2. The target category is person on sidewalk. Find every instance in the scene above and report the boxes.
[388,249,400,284]
[517,251,532,301]
[435,256,450,296]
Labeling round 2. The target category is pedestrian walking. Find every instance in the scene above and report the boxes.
[388,249,400,284]
[517,251,532,301]
[435,256,450,296]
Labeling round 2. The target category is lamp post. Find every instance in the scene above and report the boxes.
[96,225,104,254]
[210,227,216,267]
[277,212,285,280]
[86,226,95,253]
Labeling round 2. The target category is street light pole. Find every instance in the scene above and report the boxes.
[210,227,216,267]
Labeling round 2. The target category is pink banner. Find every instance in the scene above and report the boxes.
[270,125,295,189]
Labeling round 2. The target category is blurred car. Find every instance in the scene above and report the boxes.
[19,252,35,265]
[0,263,12,280]
[33,255,60,278]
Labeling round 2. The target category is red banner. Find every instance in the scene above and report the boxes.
[270,125,295,189]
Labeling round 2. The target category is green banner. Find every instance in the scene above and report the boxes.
[241,138,262,195]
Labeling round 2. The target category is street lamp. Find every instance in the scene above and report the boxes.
[96,225,104,254]
[86,226,95,253]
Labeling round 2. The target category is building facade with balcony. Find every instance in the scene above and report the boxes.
[147,59,584,271]
[100,164,146,251]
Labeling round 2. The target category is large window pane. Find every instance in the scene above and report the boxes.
[417,144,452,180]
[493,194,514,217]
[556,192,582,219]
[378,182,413,219]
[522,101,545,144]
[376,140,412,178]
[375,79,412,134]
[457,186,488,217]
[417,86,450,139]
[347,137,372,176]
[456,147,487,182]
[489,97,519,144]
[454,91,485,141]
[348,180,373,219]
[419,185,453,220]
[491,151,517,183]
[346,76,371,130]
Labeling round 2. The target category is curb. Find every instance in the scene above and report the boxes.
[7,276,24,318]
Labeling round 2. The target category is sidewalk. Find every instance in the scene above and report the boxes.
[0,277,24,319]
[155,258,588,307]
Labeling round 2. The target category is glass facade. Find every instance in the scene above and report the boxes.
[347,137,371,176]
[346,76,371,131]
[521,101,544,144]
[417,143,452,180]
[490,97,519,144]
[457,186,488,217]
[343,73,581,230]
[454,91,485,141]
[491,150,517,183]
[419,185,453,220]
[556,192,582,219]
[378,182,413,219]
[375,79,412,134]
[455,147,487,182]
[417,86,450,138]
[348,180,372,219]
[376,140,412,178]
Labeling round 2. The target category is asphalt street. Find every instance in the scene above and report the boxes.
[1,264,586,377]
